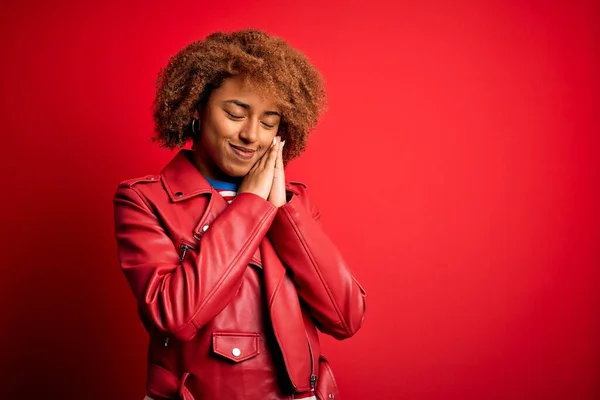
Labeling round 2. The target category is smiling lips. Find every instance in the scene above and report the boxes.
[229,143,257,160]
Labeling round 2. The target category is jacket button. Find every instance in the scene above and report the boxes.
[175,191,183,197]
[329,394,335,399]
[232,348,241,357]
[202,224,209,232]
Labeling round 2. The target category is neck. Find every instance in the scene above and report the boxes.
[188,148,241,184]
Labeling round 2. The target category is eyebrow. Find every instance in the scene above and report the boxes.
[223,100,281,117]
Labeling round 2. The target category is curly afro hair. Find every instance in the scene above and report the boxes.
[152,28,327,162]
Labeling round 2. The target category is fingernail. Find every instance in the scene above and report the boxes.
[282,140,286,147]
[273,137,277,145]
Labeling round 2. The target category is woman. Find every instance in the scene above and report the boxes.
[113,29,367,400]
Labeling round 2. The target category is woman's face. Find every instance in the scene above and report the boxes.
[192,75,281,181]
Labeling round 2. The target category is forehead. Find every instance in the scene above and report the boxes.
[210,75,280,111]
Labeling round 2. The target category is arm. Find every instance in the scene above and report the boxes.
[113,187,277,341]
[267,185,367,340]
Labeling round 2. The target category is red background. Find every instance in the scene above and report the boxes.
[1,0,598,398]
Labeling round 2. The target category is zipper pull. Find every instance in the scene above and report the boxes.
[164,337,170,347]
[310,374,317,391]
[180,244,192,261]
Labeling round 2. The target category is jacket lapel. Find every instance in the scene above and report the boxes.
[161,150,213,202]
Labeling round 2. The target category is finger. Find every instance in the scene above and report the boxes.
[249,153,263,171]
[259,137,277,169]
[275,140,284,170]
[261,136,278,169]
[265,137,279,169]
[246,152,264,175]
[248,139,274,173]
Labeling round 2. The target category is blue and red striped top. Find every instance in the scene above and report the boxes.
[205,177,239,204]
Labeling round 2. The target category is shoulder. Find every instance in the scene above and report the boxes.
[284,180,321,218]
[286,180,308,195]
[114,174,162,208]
[288,180,307,188]
[118,174,161,189]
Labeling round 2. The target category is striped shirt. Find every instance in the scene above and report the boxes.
[205,177,239,203]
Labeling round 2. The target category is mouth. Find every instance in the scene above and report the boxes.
[229,143,257,161]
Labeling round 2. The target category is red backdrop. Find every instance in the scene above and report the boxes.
[1,0,598,398]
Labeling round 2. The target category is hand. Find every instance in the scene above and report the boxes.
[238,137,279,200]
[268,137,286,207]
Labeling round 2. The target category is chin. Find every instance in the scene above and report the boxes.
[220,162,250,178]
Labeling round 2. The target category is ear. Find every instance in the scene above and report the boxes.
[194,101,208,119]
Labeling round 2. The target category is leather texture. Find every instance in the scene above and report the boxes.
[113,150,367,399]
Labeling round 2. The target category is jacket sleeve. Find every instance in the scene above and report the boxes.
[267,185,367,340]
[113,186,277,341]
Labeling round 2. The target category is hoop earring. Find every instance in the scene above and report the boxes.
[191,118,200,134]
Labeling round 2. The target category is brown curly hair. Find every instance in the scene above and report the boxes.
[152,28,327,162]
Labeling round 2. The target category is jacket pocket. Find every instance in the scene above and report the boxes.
[316,355,340,400]
[211,332,260,363]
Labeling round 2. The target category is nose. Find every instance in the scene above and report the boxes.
[238,118,260,143]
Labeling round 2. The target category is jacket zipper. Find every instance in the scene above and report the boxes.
[305,330,316,391]
[180,243,194,261]
[174,243,196,343]
[165,244,195,346]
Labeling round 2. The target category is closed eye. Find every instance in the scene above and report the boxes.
[225,111,244,120]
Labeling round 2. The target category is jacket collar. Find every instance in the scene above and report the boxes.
[160,149,301,202]
[161,150,213,202]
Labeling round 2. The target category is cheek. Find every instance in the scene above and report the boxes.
[210,121,236,141]
[262,132,278,149]
[258,139,275,158]
[204,108,237,135]
[201,120,234,149]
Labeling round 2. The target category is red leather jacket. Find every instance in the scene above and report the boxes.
[113,150,367,399]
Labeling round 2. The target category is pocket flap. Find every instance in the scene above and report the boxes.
[212,332,260,363]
